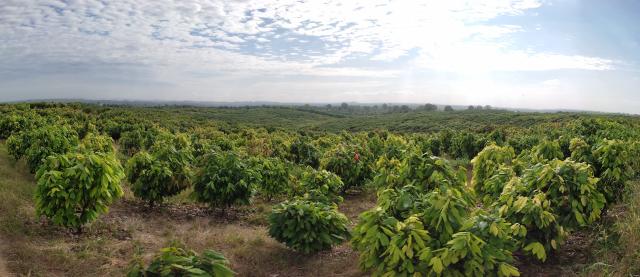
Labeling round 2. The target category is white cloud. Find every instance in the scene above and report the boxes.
[0,0,629,113]
[0,0,614,75]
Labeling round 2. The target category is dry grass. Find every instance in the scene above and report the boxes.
[585,181,640,276]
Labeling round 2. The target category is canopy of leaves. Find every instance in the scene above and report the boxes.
[321,143,371,192]
[471,144,516,203]
[289,137,320,168]
[352,186,519,276]
[10,125,79,172]
[268,199,350,254]
[592,139,634,202]
[126,134,193,206]
[35,150,125,232]
[299,167,344,204]
[531,140,564,163]
[250,156,290,200]
[192,151,257,208]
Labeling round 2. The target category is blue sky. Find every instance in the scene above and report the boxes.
[0,0,639,113]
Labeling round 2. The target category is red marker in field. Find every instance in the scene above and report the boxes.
[354,150,360,162]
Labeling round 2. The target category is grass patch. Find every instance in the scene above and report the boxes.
[586,180,640,276]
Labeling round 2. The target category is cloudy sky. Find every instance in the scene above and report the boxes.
[1,0,639,113]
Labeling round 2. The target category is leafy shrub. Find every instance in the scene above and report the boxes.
[450,132,483,159]
[126,135,193,207]
[397,152,465,191]
[119,127,162,156]
[35,150,125,233]
[352,186,519,276]
[495,183,564,261]
[299,167,344,203]
[78,133,115,153]
[268,199,349,254]
[592,139,634,202]
[128,246,234,277]
[289,137,320,168]
[251,157,290,200]
[569,137,592,164]
[507,134,539,154]
[6,131,29,161]
[471,144,515,201]
[522,160,605,229]
[192,151,257,209]
[119,129,146,155]
[321,143,370,192]
[11,125,80,172]
[531,140,563,162]
[370,156,403,189]
[0,113,37,139]
[383,134,408,160]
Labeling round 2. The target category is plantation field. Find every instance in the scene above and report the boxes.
[0,103,639,276]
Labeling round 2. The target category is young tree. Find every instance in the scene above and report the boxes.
[192,152,258,210]
[268,199,349,254]
[299,167,344,203]
[126,134,193,207]
[35,151,125,234]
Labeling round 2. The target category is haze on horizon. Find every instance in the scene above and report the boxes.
[1,0,639,114]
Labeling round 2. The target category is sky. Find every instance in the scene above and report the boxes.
[1,0,639,113]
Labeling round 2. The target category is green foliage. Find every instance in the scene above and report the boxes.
[268,199,349,254]
[10,125,80,172]
[126,135,193,206]
[321,143,370,192]
[507,134,539,154]
[192,151,257,209]
[495,181,564,261]
[251,157,290,200]
[492,157,606,261]
[299,167,344,203]
[0,113,38,139]
[119,129,147,155]
[397,152,465,191]
[289,137,320,168]
[128,246,234,277]
[450,132,484,159]
[119,127,162,156]
[35,150,125,233]
[569,137,592,164]
[78,133,115,154]
[471,144,515,202]
[524,160,605,229]
[352,187,519,277]
[592,139,634,202]
[383,134,409,160]
[370,156,403,189]
[531,140,563,162]
[6,131,29,161]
